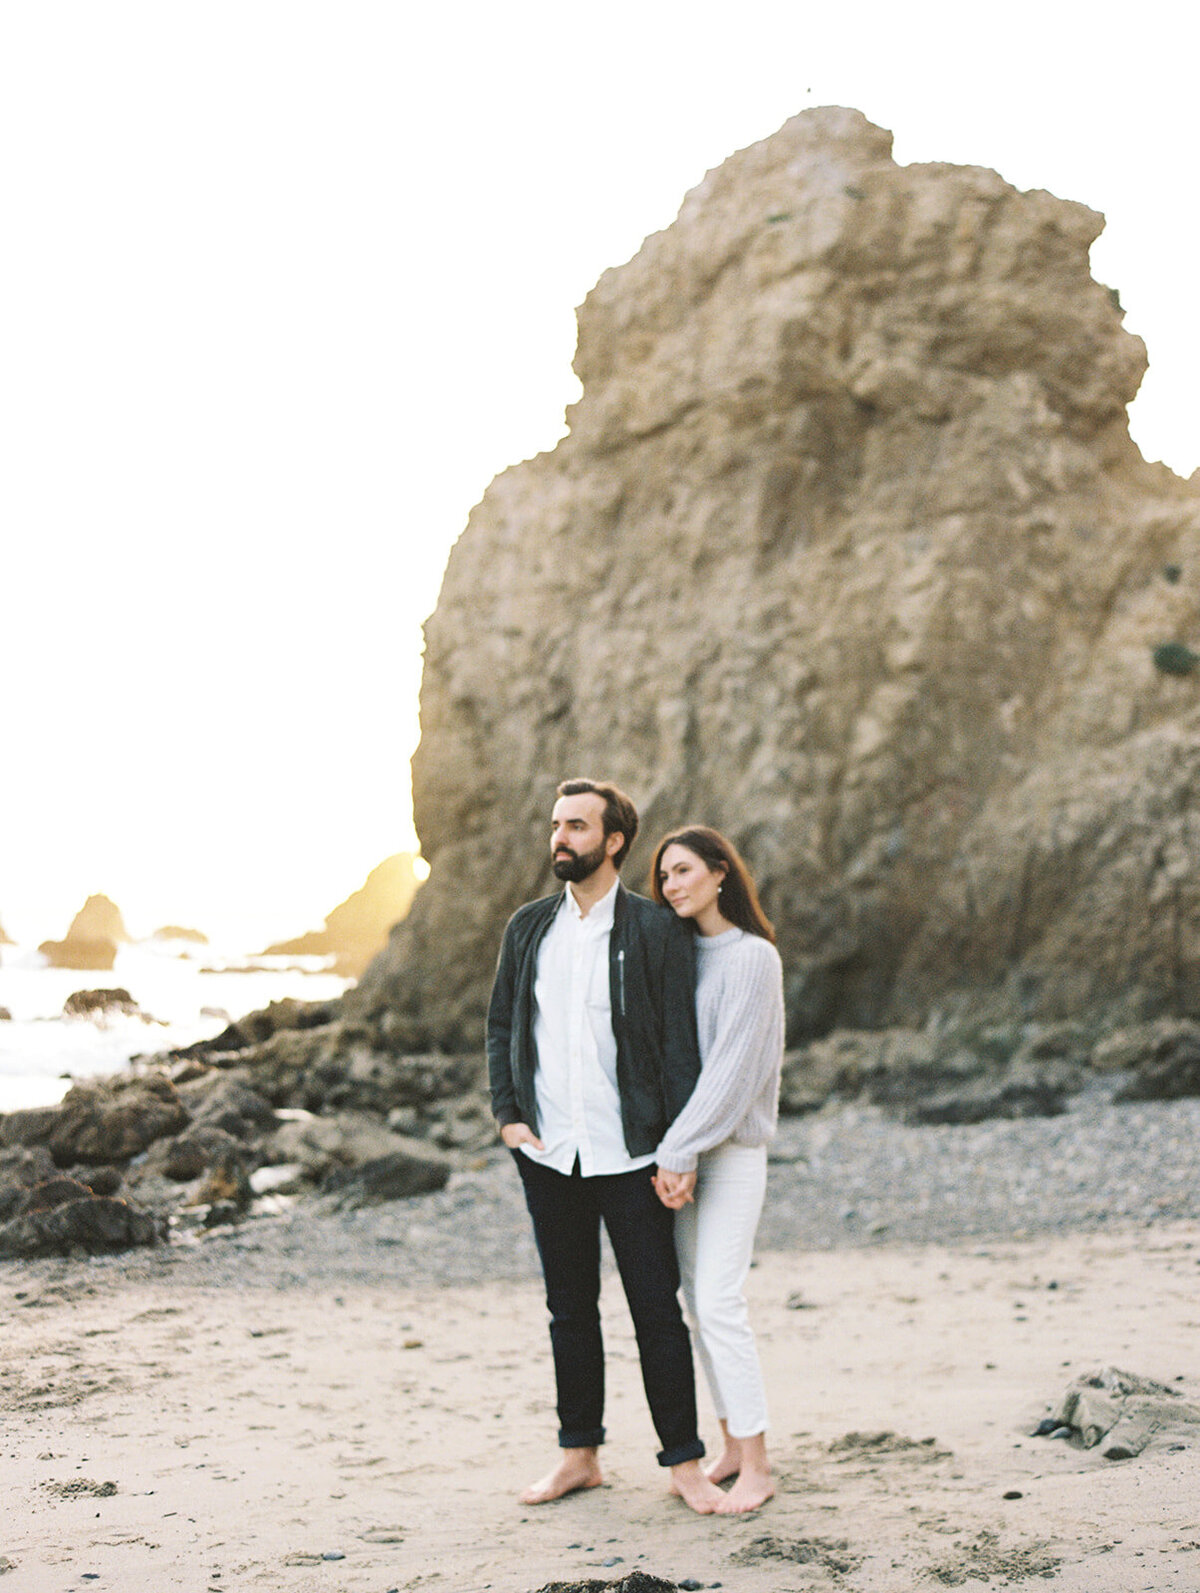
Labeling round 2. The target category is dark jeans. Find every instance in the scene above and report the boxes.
[514,1151,704,1468]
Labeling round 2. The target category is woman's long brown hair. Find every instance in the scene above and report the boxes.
[650,825,776,942]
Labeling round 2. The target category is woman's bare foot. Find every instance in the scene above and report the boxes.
[518,1448,603,1505]
[704,1444,742,1485]
[714,1467,775,1514]
[668,1458,727,1514]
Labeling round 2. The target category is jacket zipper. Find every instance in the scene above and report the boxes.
[617,948,626,1016]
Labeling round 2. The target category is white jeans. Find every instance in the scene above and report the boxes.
[673,1140,769,1439]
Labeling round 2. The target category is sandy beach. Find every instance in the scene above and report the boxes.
[3,1164,1198,1593]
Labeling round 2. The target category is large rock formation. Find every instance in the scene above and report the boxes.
[263,853,423,977]
[351,107,1200,1049]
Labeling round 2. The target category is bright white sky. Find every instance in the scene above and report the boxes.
[2,1,1196,949]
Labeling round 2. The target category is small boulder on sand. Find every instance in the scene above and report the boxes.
[1037,1365,1200,1459]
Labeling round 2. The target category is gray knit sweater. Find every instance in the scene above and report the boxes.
[654,927,784,1175]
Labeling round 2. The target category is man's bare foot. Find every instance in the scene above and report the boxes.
[705,1445,741,1485]
[518,1449,603,1505]
[668,1459,726,1514]
[714,1468,775,1514]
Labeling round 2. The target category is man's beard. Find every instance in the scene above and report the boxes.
[552,838,609,883]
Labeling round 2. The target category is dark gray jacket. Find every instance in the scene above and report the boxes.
[486,883,702,1158]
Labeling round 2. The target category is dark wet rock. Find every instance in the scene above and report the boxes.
[20,1176,99,1212]
[902,1061,1079,1126]
[159,1127,249,1183]
[404,1090,497,1154]
[1089,1017,1200,1074]
[266,1110,432,1185]
[304,1048,485,1118]
[123,1126,254,1216]
[0,1145,57,1220]
[0,1193,162,1259]
[47,1074,189,1167]
[63,987,141,1018]
[530,1577,681,1593]
[1015,1021,1093,1066]
[778,1033,873,1114]
[179,1075,277,1139]
[185,996,343,1057]
[76,1165,123,1197]
[193,1149,254,1211]
[779,1025,1084,1122]
[189,1023,486,1123]
[213,1027,341,1105]
[0,1107,62,1150]
[323,1145,452,1206]
[1108,1020,1200,1101]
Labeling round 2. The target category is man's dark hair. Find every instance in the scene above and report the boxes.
[556,777,639,870]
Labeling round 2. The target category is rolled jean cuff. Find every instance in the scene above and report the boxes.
[559,1425,605,1450]
[656,1437,705,1468]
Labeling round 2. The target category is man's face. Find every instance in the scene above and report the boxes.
[550,792,616,882]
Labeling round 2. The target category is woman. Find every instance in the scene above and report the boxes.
[650,826,784,1515]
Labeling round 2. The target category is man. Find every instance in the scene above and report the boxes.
[487,778,726,1512]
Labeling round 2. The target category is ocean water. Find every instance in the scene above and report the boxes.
[0,939,348,1113]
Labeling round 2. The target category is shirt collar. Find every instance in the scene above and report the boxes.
[563,876,619,926]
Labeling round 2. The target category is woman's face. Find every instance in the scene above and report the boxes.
[658,843,725,921]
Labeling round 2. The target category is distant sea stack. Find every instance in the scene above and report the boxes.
[0,917,12,946]
[39,894,131,972]
[264,854,423,978]
[349,106,1200,1050]
[149,926,209,945]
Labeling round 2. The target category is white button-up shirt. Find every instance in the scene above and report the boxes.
[521,880,654,1177]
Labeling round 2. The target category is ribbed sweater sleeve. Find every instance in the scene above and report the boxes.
[654,931,784,1174]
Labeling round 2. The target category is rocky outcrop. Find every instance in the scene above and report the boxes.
[347,106,1200,1050]
[1107,1019,1200,1100]
[44,1075,190,1166]
[0,993,487,1243]
[263,854,423,978]
[0,1192,162,1259]
[0,917,12,946]
[778,1020,1088,1121]
[0,1147,160,1258]
[63,987,142,1019]
[39,894,131,972]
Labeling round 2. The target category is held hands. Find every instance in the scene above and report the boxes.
[500,1124,696,1212]
[653,1167,697,1210]
[500,1122,545,1151]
